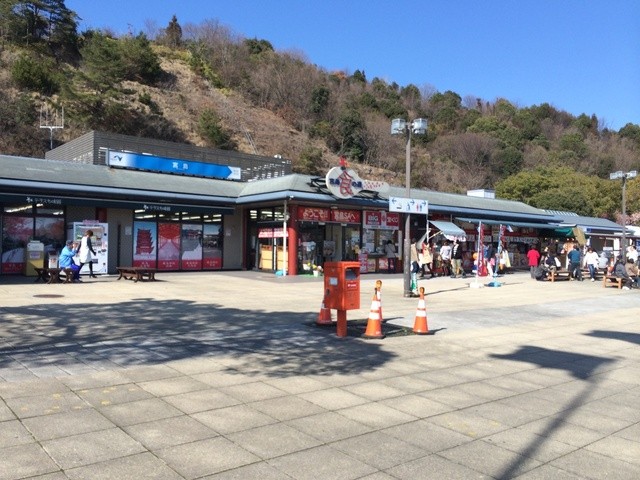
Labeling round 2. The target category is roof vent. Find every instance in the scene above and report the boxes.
[466,189,495,199]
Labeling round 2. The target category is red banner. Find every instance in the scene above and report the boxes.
[330,209,360,224]
[298,206,330,222]
[158,223,180,270]
[363,211,399,229]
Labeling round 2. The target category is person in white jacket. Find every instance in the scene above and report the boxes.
[583,247,600,282]
[78,230,98,278]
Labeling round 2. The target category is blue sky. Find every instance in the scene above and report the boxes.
[65,0,639,131]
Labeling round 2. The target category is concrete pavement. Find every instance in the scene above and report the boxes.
[0,271,639,479]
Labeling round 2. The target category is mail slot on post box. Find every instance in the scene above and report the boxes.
[323,261,361,311]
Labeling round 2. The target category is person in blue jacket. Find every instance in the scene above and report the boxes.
[59,240,81,281]
[567,245,583,281]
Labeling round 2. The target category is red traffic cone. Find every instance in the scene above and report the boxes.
[413,287,429,335]
[316,292,333,326]
[364,291,384,339]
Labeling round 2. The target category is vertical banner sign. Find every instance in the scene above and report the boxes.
[133,221,157,268]
[497,224,505,268]
[158,223,181,270]
[477,222,486,277]
[181,224,203,270]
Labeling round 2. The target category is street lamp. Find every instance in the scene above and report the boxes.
[391,118,428,297]
[609,170,637,261]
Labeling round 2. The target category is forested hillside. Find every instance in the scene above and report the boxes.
[2,1,640,220]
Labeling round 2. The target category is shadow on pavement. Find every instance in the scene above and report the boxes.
[490,345,616,479]
[585,330,640,346]
[0,298,397,379]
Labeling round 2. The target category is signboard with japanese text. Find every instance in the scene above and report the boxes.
[330,209,360,224]
[258,228,288,238]
[325,166,389,199]
[363,211,400,230]
[298,206,330,222]
[108,150,241,180]
[389,197,428,214]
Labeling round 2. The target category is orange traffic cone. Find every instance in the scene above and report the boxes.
[363,290,384,339]
[316,292,332,326]
[413,287,429,335]
[375,280,383,323]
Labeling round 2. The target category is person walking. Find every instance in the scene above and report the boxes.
[451,239,465,278]
[484,243,496,277]
[410,238,420,296]
[567,245,583,281]
[79,230,98,278]
[384,240,396,273]
[583,247,599,281]
[421,241,435,278]
[439,240,452,277]
[526,245,541,279]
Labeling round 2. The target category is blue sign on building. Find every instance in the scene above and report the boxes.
[107,150,242,180]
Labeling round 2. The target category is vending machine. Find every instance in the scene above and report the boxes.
[71,222,109,274]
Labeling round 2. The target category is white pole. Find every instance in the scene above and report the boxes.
[403,127,412,296]
[283,198,288,276]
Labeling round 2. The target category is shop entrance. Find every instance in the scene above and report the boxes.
[325,224,360,262]
[247,207,287,273]
[257,232,284,271]
[298,224,324,273]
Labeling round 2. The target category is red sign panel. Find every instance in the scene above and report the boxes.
[258,228,287,238]
[298,206,331,222]
[363,211,400,229]
[330,209,361,224]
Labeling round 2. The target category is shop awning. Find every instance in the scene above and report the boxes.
[429,220,466,238]
[456,217,563,230]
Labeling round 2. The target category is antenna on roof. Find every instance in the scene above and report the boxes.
[40,104,64,150]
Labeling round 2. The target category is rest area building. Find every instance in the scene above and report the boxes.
[0,131,631,276]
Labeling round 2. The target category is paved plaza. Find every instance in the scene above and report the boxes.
[0,270,639,479]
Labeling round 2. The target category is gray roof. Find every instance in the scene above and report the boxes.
[543,210,627,233]
[0,154,566,224]
[0,155,242,205]
[238,173,560,222]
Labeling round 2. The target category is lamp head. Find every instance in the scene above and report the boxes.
[412,118,428,135]
[391,118,406,135]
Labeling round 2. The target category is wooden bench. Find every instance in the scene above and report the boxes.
[603,275,624,289]
[34,267,74,284]
[549,270,570,282]
[116,267,157,282]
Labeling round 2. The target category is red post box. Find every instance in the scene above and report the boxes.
[323,261,360,336]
